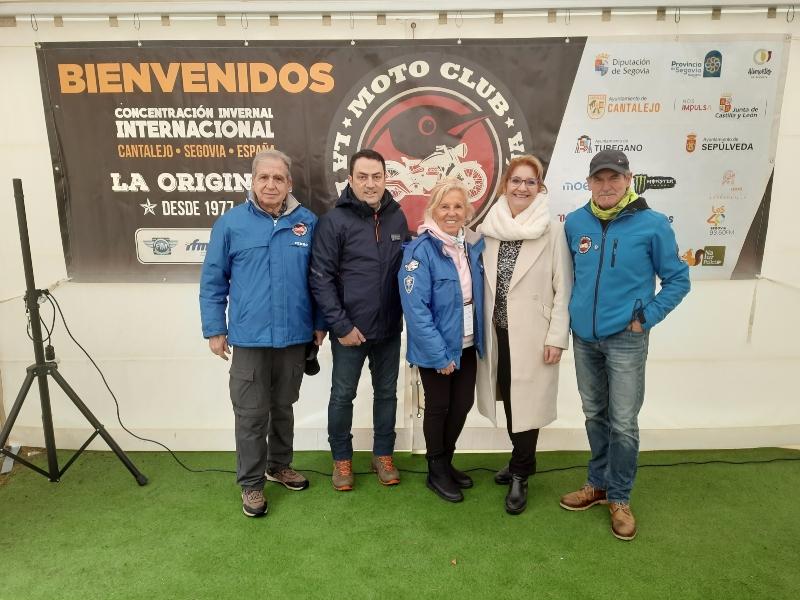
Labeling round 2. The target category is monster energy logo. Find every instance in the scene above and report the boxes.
[633,174,676,194]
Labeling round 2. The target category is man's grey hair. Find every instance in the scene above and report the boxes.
[251,149,292,179]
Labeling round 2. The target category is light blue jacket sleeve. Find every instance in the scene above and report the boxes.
[398,247,451,369]
[199,218,231,338]
[643,216,690,329]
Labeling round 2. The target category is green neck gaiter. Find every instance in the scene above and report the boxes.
[590,189,638,220]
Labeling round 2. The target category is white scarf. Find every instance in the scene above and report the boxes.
[477,192,551,241]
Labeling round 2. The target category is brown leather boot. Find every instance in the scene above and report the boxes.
[559,484,607,511]
[609,502,637,540]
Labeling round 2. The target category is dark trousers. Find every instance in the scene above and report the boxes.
[328,333,401,460]
[496,326,539,477]
[229,344,305,490]
[418,346,477,459]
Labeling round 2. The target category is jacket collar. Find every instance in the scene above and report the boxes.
[248,192,301,218]
[336,185,398,218]
[421,228,485,255]
[583,195,650,220]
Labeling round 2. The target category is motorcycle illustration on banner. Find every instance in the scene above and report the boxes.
[384,143,488,203]
[327,55,538,232]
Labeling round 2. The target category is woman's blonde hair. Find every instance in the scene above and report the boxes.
[499,154,548,196]
[424,177,474,222]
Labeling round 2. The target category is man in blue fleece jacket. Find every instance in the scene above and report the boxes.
[560,149,690,541]
[200,149,325,518]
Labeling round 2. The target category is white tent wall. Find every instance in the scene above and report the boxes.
[0,4,798,453]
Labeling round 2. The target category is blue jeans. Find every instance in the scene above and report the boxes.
[328,333,401,460]
[573,329,649,504]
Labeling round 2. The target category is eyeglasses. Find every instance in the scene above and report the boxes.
[508,176,539,188]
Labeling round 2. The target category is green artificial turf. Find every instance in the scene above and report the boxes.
[1,448,799,600]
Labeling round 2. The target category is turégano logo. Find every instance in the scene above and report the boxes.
[325,53,533,229]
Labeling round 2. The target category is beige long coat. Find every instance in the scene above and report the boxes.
[475,221,573,433]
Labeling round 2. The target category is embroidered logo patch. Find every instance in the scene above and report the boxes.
[292,223,308,237]
[579,236,592,254]
[391,233,402,241]
[405,259,420,272]
[404,275,415,294]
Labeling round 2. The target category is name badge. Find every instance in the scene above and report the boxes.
[463,302,474,337]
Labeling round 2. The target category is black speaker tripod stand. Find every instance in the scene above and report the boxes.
[0,178,147,486]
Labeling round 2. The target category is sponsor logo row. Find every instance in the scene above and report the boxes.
[560,173,676,195]
[586,93,763,119]
[137,224,729,270]
[135,228,210,264]
[573,134,755,154]
[593,48,773,80]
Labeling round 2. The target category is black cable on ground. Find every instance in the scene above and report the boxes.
[297,456,800,478]
[46,292,232,475]
[41,291,800,481]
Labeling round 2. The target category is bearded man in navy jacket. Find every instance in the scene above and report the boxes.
[560,149,690,541]
[200,149,325,518]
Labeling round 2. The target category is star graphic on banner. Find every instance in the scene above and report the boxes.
[505,117,515,128]
[140,198,157,215]
[342,117,352,128]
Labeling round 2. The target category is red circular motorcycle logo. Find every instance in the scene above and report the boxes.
[326,54,532,231]
[360,90,497,228]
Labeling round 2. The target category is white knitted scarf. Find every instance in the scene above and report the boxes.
[478,192,551,241]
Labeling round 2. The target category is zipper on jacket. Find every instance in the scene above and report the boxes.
[611,238,619,267]
[592,230,608,339]
[589,209,635,339]
[374,213,381,242]
[440,249,466,347]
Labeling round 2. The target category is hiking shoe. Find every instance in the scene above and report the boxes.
[609,502,637,541]
[266,466,309,491]
[371,454,400,486]
[332,459,354,491]
[559,484,607,511]
[241,488,268,517]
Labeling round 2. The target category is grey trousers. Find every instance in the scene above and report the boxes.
[229,344,305,490]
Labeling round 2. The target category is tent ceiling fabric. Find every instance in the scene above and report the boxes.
[0,1,785,17]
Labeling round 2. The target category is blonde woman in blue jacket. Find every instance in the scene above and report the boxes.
[399,178,485,503]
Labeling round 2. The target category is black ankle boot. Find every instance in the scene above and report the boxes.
[447,453,473,489]
[505,474,528,515]
[427,456,463,503]
[494,463,512,485]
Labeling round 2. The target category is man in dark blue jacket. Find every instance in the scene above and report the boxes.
[560,149,690,541]
[310,149,409,491]
[200,149,325,518]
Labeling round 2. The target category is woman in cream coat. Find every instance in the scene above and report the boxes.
[476,154,572,515]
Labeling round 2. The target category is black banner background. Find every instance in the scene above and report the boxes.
[37,39,585,282]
